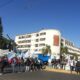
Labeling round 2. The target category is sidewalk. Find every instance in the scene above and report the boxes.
[44,67,77,75]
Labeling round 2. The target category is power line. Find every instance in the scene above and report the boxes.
[0,0,14,8]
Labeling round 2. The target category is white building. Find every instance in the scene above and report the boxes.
[15,29,80,59]
[61,38,80,58]
[15,29,61,57]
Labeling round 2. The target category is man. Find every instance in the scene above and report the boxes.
[76,59,80,74]
[69,59,75,73]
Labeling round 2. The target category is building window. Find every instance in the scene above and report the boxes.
[26,40,31,43]
[36,34,39,37]
[65,40,73,47]
[26,35,31,38]
[39,43,45,46]
[40,32,46,36]
[35,39,39,42]
[40,38,45,41]
[18,40,31,43]
[25,45,31,48]
[18,35,26,39]
[35,44,38,47]
[19,36,21,39]
[22,36,25,38]
[17,45,31,48]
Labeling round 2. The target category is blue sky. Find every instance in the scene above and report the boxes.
[0,0,80,47]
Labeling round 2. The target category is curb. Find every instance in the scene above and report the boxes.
[44,67,77,75]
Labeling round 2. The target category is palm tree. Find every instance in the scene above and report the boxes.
[46,45,51,54]
[60,42,64,56]
[42,45,51,55]
[74,53,78,60]
[42,48,47,55]
[64,46,68,54]
[60,42,68,61]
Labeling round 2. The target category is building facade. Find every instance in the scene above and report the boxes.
[15,29,61,57]
[61,37,80,56]
[15,29,80,59]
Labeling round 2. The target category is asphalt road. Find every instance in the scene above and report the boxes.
[0,71,80,80]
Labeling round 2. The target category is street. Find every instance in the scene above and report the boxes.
[0,71,80,80]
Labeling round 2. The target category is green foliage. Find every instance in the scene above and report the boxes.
[0,17,15,50]
[73,53,78,60]
[42,48,48,55]
[0,17,3,37]
[46,45,51,53]
[42,45,51,55]
[64,47,68,54]
[60,42,68,61]
[60,42,68,54]
[0,36,10,49]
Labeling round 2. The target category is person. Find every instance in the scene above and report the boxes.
[48,59,52,68]
[69,59,75,73]
[0,56,8,74]
[11,57,17,73]
[25,58,30,72]
[76,60,80,74]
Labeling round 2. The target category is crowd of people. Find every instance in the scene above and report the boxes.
[0,56,46,75]
[0,50,80,75]
[48,58,80,74]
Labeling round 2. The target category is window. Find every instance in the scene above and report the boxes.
[40,38,45,41]
[25,45,31,48]
[35,39,39,42]
[40,32,46,36]
[35,44,38,47]
[22,36,25,38]
[26,40,31,43]
[36,34,39,37]
[17,45,31,48]
[18,40,31,43]
[18,35,26,39]
[39,43,45,46]
[26,35,31,38]
[19,36,22,39]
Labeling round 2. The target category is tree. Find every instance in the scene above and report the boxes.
[60,42,64,56]
[7,34,17,51]
[0,17,3,38]
[42,48,47,55]
[46,45,51,54]
[63,47,68,54]
[70,53,78,60]
[60,42,68,61]
[42,45,51,55]
[0,17,16,50]
[60,42,68,54]
[0,17,4,49]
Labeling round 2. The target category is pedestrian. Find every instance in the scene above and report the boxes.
[11,57,17,73]
[76,60,80,75]
[69,59,75,73]
[25,58,30,72]
[0,56,8,74]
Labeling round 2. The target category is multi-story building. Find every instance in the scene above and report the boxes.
[61,37,80,56]
[15,29,61,57]
[15,29,80,59]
